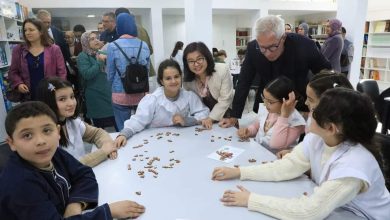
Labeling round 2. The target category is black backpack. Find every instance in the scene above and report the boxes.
[113,41,149,94]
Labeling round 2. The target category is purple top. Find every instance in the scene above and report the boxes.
[321,33,344,72]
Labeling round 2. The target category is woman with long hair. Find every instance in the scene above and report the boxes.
[8,18,66,100]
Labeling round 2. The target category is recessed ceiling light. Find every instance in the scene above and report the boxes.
[87,14,95,18]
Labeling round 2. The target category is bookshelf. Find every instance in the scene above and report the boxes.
[0,0,29,143]
[235,28,251,51]
[362,20,390,90]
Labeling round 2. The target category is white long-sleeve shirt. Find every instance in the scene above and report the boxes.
[120,87,209,138]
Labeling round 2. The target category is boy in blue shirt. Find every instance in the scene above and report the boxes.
[0,101,145,219]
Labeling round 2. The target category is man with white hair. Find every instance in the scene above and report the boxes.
[220,15,331,128]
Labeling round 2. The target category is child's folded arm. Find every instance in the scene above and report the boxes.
[269,116,305,149]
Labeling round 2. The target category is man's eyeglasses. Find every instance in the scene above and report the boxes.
[187,57,205,66]
[261,94,280,105]
[257,35,285,53]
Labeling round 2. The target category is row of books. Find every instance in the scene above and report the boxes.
[0,67,13,111]
[236,30,250,37]
[0,46,8,66]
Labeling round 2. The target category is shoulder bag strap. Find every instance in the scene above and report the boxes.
[113,41,132,63]
[135,41,143,64]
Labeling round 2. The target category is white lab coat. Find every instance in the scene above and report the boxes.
[123,86,209,134]
[302,133,390,220]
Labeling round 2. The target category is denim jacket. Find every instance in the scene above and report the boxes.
[106,37,150,93]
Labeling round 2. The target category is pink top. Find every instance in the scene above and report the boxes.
[112,93,145,106]
[247,113,305,149]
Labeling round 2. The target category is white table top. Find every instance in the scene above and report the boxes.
[92,126,357,220]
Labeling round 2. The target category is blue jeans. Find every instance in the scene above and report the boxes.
[112,103,137,131]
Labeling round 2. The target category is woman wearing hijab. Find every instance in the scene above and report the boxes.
[321,18,344,72]
[77,31,117,131]
[297,23,309,37]
[298,22,321,50]
[106,13,150,131]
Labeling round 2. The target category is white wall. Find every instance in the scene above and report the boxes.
[162,15,185,60]
[162,14,253,64]
[212,15,237,62]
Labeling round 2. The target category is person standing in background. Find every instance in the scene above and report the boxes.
[97,22,104,39]
[36,9,70,70]
[321,18,344,72]
[285,23,293,33]
[171,41,184,70]
[215,50,227,63]
[77,31,117,131]
[106,13,150,131]
[64,31,76,59]
[99,12,118,44]
[97,22,104,33]
[64,31,79,92]
[297,22,309,37]
[229,49,246,89]
[8,18,66,101]
[340,27,354,77]
[298,22,321,50]
[114,7,156,76]
[72,24,86,56]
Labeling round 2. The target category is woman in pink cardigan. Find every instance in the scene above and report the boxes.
[8,18,66,100]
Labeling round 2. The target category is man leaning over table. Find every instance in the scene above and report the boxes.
[219,15,331,128]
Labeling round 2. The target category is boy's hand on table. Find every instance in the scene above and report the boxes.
[109,200,145,219]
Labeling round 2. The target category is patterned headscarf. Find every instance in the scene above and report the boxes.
[80,31,96,56]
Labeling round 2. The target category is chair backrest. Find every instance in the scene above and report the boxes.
[376,133,390,190]
[356,79,380,104]
[375,87,390,123]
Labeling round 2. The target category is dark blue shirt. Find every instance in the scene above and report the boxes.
[0,148,112,219]
[26,52,44,100]
[99,28,119,43]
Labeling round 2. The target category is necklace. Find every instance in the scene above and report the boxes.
[263,119,275,133]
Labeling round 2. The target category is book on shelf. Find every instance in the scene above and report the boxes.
[369,70,380,80]
[236,30,249,37]
[0,45,8,66]
[14,2,21,20]
[0,68,12,111]
[373,21,390,33]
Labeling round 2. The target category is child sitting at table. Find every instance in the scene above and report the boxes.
[0,101,145,219]
[212,88,390,220]
[36,77,118,167]
[115,59,209,147]
[237,76,306,152]
[277,71,353,158]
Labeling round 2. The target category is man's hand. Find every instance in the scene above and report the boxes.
[218,117,238,128]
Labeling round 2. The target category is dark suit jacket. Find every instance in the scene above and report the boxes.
[50,26,71,66]
[232,33,331,117]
